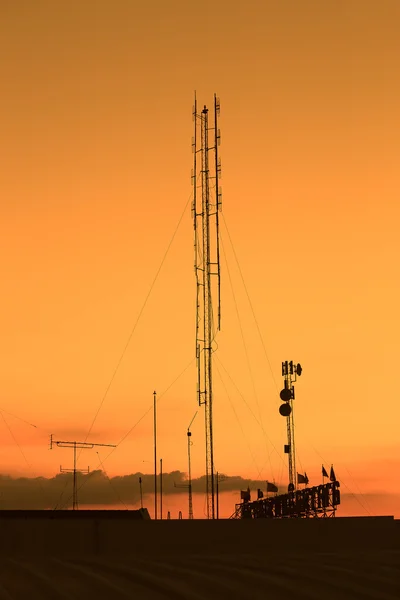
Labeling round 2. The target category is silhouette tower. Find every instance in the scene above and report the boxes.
[192,93,222,519]
[279,362,302,491]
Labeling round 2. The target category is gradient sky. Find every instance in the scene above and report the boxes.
[0,0,399,518]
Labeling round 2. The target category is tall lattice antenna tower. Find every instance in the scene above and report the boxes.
[192,92,222,519]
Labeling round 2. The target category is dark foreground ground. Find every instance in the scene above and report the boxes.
[0,513,398,599]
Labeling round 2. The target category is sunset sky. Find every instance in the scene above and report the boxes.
[0,0,399,518]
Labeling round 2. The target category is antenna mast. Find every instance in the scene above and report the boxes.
[187,411,197,520]
[153,390,157,520]
[279,361,302,491]
[50,435,116,510]
[192,93,222,519]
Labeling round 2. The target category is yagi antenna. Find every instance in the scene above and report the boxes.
[49,435,116,510]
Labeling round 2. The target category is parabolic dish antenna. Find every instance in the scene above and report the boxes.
[279,388,292,402]
[279,403,292,417]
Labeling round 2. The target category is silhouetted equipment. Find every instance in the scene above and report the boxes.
[280,403,292,417]
[59,463,89,509]
[232,359,340,519]
[279,361,302,491]
[167,511,171,520]
[174,413,198,519]
[240,488,251,502]
[192,92,222,520]
[296,364,302,376]
[280,388,292,401]
[266,481,278,493]
[179,511,182,519]
[234,480,341,519]
[49,435,116,510]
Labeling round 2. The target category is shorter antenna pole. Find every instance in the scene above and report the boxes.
[175,412,198,519]
[188,431,193,519]
[73,441,77,510]
[216,471,219,520]
[160,458,163,520]
[153,391,157,520]
[187,411,197,520]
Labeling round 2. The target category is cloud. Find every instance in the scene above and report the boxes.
[1,471,397,517]
[0,471,271,509]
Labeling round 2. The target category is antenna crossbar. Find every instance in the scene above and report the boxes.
[49,435,116,510]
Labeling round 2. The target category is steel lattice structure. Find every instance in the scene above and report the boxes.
[231,480,341,519]
[192,93,222,519]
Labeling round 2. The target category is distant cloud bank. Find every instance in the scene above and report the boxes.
[0,471,270,509]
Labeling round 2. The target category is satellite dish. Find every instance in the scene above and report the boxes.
[296,363,302,376]
[280,388,292,402]
[279,403,291,417]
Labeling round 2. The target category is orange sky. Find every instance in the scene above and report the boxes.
[0,0,399,518]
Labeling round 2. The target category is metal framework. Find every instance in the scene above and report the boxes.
[279,361,302,491]
[230,360,341,520]
[192,93,222,519]
[50,435,116,510]
[232,480,340,519]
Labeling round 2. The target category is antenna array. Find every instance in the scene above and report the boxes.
[192,93,222,519]
[50,435,116,510]
[279,361,302,491]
